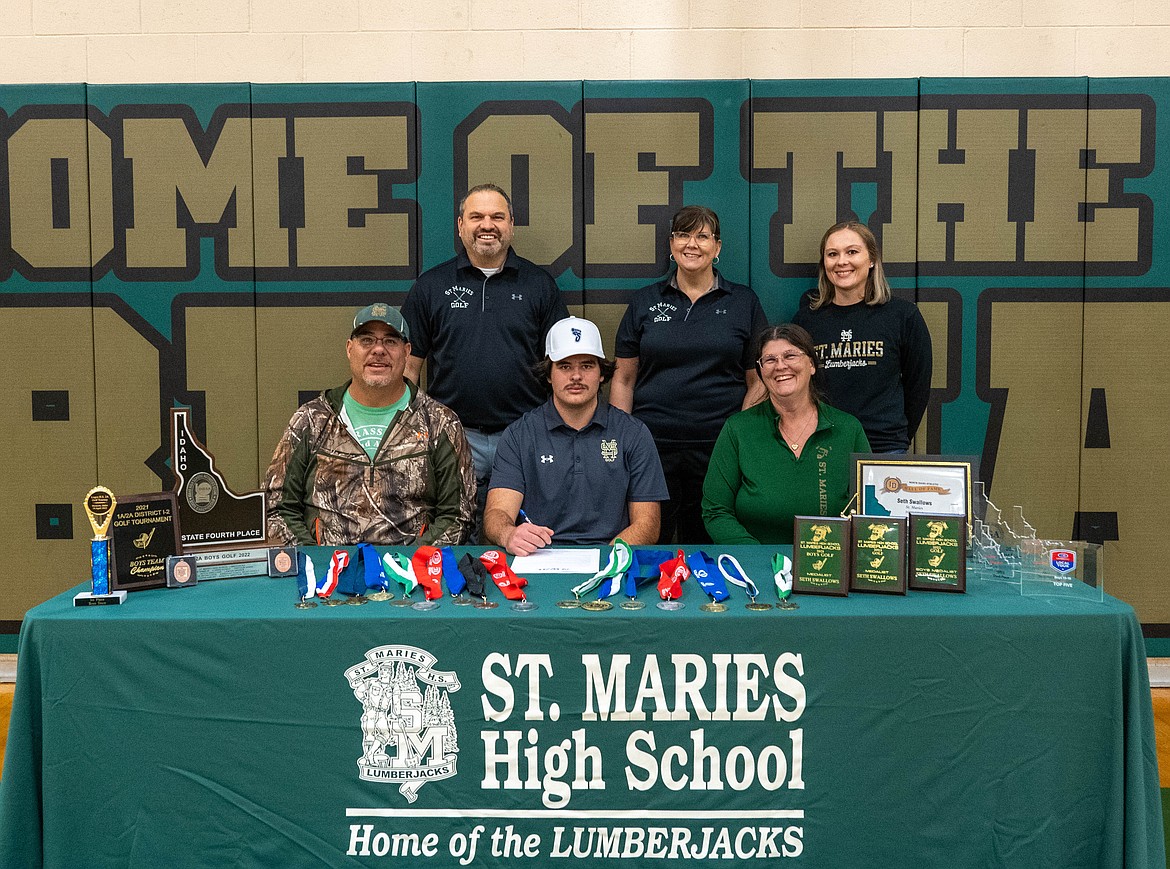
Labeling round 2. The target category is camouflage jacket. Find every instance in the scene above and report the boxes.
[265,381,475,547]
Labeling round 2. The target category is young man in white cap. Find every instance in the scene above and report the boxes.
[265,303,475,546]
[483,316,668,556]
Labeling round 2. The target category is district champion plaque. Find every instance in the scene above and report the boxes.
[850,515,907,595]
[110,492,182,592]
[792,516,851,596]
[909,514,967,592]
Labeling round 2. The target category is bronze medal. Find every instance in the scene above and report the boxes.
[389,598,415,608]
[294,600,316,610]
[321,597,344,607]
[700,601,729,613]
[345,595,368,605]
[746,601,773,611]
[556,599,583,609]
[474,599,499,610]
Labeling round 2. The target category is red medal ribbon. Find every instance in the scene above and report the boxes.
[321,549,349,599]
[412,546,445,601]
[657,549,690,600]
[479,550,529,601]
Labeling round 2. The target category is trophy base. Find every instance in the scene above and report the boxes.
[74,590,128,606]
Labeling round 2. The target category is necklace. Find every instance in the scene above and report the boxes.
[778,410,817,453]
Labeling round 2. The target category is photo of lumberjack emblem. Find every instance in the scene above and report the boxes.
[345,645,462,802]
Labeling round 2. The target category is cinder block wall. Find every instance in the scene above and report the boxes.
[1,0,1168,83]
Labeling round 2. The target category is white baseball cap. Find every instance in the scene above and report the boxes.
[545,316,605,362]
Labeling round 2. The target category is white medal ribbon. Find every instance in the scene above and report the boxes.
[717,554,760,599]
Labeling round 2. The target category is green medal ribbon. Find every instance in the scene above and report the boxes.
[382,551,418,598]
[772,552,793,601]
[571,538,633,598]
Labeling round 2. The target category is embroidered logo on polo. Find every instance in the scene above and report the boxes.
[601,439,618,462]
[841,329,852,341]
[445,285,473,308]
[345,645,461,803]
[511,293,524,301]
[650,302,676,323]
[540,454,554,463]
[715,308,728,315]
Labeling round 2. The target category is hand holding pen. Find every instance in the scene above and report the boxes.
[507,508,555,557]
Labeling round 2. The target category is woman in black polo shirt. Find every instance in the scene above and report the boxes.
[611,205,767,544]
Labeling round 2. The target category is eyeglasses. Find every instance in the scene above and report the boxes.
[670,231,717,244]
[758,352,806,368]
[352,333,404,350]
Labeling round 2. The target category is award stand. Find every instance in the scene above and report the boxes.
[75,486,128,606]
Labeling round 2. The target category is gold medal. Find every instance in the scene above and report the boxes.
[746,602,773,611]
[294,600,316,610]
[366,590,393,602]
[700,601,729,613]
[556,599,583,609]
[581,600,613,612]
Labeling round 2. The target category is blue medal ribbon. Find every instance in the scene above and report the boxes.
[357,543,388,593]
[442,547,466,596]
[688,551,730,602]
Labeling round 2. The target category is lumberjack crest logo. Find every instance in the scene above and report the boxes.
[345,645,461,803]
[445,285,473,308]
[808,524,831,543]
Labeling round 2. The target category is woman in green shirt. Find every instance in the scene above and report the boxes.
[702,324,870,545]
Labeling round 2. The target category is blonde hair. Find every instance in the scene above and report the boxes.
[810,221,891,310]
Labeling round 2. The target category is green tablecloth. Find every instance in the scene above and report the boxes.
[0,547,1163,868]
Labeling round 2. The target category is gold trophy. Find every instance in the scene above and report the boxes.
[75,486,126,605]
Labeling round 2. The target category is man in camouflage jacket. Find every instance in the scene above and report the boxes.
[265,304,475,546]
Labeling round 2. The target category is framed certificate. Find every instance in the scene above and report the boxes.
[851,454,977,531]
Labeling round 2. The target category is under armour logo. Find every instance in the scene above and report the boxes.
[540,454,554,463]
[571,328,582,342]
[511,293,523,301]
[715,308,728,315]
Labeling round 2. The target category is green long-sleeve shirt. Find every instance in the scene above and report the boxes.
[702,400,870,545]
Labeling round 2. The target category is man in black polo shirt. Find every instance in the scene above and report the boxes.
[402,184,569,540]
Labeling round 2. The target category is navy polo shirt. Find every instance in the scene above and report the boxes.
[614,272,767,444]
[489,399,669,546]
[401,248,569,433]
